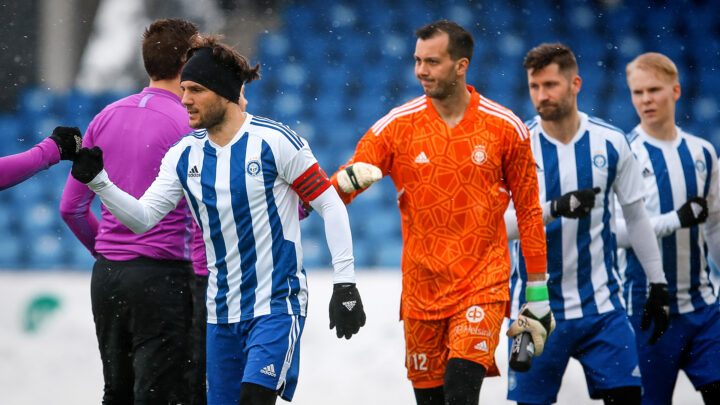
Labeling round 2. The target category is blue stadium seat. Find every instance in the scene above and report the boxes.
[17,87,59,117]
[0,114,26,155]
[0,229,23,268]
[25,227,65,269]
[376,239,403,268]
[4,0,720,273]
[300,234,330,269]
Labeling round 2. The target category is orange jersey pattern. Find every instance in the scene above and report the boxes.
[331,86,546,320]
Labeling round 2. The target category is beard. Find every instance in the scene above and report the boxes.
[535,89,574,121]
[191,97,227,130]
[422,75,458,100]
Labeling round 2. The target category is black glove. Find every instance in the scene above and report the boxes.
[676,196,708,228]
[71,147,104,184]
[329,283,366,339]
[550,187,601,219]
[48,126,82,160]
[641,283,670,345]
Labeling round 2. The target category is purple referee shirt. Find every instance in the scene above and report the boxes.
[60,87,208,275]
[0,138,60,190]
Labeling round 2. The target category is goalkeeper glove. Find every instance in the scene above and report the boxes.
[71,147,104,184]
[49,126,82,161]
[676,197,708,228]
[642,283,670,345]
[329,283,366,339]
[337,162,382,193]
[507,282,555,356]
[550,187,600,219]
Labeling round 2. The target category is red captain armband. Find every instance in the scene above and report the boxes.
[292,163,332,204]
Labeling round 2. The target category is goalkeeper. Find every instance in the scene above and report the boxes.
[331,21,551,405]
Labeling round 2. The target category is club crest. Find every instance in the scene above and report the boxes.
[472,145,487,166]
[246,159,262,176]
[592,153,607,169]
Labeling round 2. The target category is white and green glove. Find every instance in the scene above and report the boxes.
[507,281,555,356]
[337,162,382,193]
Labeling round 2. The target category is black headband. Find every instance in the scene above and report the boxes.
[181,47,242,104]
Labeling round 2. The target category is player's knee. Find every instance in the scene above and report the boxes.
[237,382,277,405]
[443,358,486,405]
[599,385,641,405]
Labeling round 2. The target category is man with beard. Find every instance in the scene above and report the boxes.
[328,20,553,405]
[69,34,365,405]
[502,43,669,405]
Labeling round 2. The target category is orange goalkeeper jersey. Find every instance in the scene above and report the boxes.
[331,86,546,320]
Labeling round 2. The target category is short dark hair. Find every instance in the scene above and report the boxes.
[414,20,474,62]
[187,34,261,85]
[141,18,198,80]
[523,43,578,75]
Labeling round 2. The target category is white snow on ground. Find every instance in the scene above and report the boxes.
[0,270,702,404]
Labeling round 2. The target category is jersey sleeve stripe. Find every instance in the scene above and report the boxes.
[371,96,427,135]
[253,116,304,146]
[250,117,304,150]
[477,102,529,140]
[478,96,529,140]
[588,116,624,135]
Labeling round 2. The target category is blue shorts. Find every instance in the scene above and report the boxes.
[507,310,641,405]
[206,314,305,405]
[630,304,720,405]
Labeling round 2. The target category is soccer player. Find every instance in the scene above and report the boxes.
[187,84,248,405]
[59,19,204,404]
[329,20,553,405]
[503,43,669,405]
[0,126,80,190]
[614,52,720,404]
[69,35,366,405]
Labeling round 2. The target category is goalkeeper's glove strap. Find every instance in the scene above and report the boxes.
[344,166,361,190]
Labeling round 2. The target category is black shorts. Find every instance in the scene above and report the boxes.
[91,254,193,405]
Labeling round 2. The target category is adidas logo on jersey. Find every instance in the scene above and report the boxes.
[641,167,653,178]
[188,165,201,178]
[474,341,489,352]
[260,363,277,377]
[342,300,357,311]
[415,152,430,164]
[632,365,641,377]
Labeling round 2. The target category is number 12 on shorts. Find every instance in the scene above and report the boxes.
[408,352,428,370]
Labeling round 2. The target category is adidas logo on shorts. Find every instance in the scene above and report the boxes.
[474,341,488,352]
[260,363,276,378]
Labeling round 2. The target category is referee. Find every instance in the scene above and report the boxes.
[59,19,203,404]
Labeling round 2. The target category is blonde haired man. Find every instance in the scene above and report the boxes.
[615,52,720,404]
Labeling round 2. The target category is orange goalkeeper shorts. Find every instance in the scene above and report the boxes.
[403,301,506,388]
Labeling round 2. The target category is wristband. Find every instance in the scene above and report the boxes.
[525,285,549,302]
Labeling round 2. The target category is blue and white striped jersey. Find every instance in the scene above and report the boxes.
[156,113,317,324]
[619,125,719,315]
[510,112,645,321]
